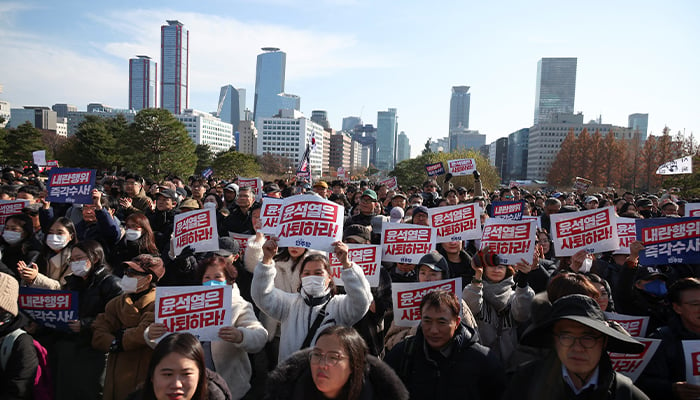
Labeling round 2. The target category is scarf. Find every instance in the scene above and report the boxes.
[482,276,515,313]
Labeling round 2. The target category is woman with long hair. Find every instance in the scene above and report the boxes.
[18,217,77,289]
[111,212,159,276]
[1,213,41,281]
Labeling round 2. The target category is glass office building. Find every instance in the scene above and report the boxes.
[161,20,189,115]
[534,58,577,124]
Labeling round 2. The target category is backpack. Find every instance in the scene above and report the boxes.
[0,328,54,400]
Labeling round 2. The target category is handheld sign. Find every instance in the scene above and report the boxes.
[19,288,79,332]
[156,286,232,342]
[636,217,700,265]
[0,199,30,230]
[259,198,284,236]
[47,168,96,204]
[550,207,619,257]
[276,195,344,251]
[686,203,700,217]
[381,222,437,264]
[614,217,637,255]
[238,177,263,201]
[490,200,526,220]
[173,208,219,256]
[446,158,476,176]
[391,278,462,327]
[480,218,536,265]
[329,244,381,287]
[573,177,592,192]
[229,233,253,254]
[425,162,445,177]
[378,176,398,191]
[657,156,693,175]
[32,150,46,166]
[428,203,482,243]
[609,338,661,382]
[604,312,650,337]
[683,340,700,385]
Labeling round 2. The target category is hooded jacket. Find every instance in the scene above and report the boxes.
[0,314,38,400]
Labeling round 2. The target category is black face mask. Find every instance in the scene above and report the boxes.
[640,210,653,219]
[0,311,14,327]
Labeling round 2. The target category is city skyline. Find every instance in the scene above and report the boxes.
[1,1,698,158]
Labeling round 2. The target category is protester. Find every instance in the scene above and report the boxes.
[1,214,41,281]
[18,217,77,289]
[111,212,159,277]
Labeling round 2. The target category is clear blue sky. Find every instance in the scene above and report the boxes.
[1,0,698,157]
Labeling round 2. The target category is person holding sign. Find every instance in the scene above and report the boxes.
[505,294,648,400]
[251,239,372,363]
[1,214,41,282]
[18,217,77,290]
[463,248,536,370]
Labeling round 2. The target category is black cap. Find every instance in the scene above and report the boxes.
[157,188,177,199]
[264,184,281,194]
[634,265,668,282]
[418,251,449,276]
[343,224,371,243]
[215,237,240,257]
[413,206,429,217]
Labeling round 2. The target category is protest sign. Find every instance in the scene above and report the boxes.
[686,203,700,217]
[238,177,263,201]
[47,168,96,204]
[381,223,437,264]
[609,338,661,382]
[490,200,526,220]
[683,340,700,385]
[573,177,593,192]
[156,286,232,341]
[173,208,219,256]
[329,244,381,287]
[259,198,284,236]
[229,233,252,254]
[604,312,650,337]
[446,158,477,176]
[0,199,29,230]
[614,217,637,255]
[19,288,79,331]
[32,150,46,166]
[636,217,700,265]
[378,176,398,191]
[425,162,445,176]
[276,195,344,251]
[391,278,461,327]
[480,218,536,265]
[337,167,347,181]
[657,156,693,175]
[550,207,619,257]
[201,168,213,179]
[428,203,482,243]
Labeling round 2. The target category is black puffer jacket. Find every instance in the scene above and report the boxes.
[265,348,409,400]
[63,265,123,339]
[0,314,38,400]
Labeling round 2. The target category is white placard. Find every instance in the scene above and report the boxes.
[32,150,46,166]
[609,338,661,382]
[0,199,30,230]
[683,340,700,385]
[259,198,284,235]
[329,244,381,287]
[428,203,482,243]
[604,312,650,337]
[480,218,536,265]
[173,208,220,256]
[614,217,637,255]
[156,286,233,342]
[391,278,462,327]
[656,156,693,175]
[381,222,437,264]
[378,176,398,191]
[275,195,344,252]
[550,206,619,257]
[446,158,477,176]
[238,177,263,201]
[686,203,700,217]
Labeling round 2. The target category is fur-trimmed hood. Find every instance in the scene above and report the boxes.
[264,348,408,400]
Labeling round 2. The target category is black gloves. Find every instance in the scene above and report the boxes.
[473,170,480,180]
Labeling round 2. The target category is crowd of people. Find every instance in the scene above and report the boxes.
[0,164,699,400]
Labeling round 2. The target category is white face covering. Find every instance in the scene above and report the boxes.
[2,230,23,245]
[119,276,139,293]
[125,229,142,242]
[301,275,328,297]
[203,202,217,209]
[46,234,69,251]
[580,257,593,273]
[70,260,90,277]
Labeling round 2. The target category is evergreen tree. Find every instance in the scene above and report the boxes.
[3,122,44,165]
[71,115,117,170]
[195,144,214,175]
[212,150,261,180]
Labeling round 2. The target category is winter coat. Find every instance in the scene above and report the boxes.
[75,208,122,250]
[463,276,534,370]
[120,189,154,218]
[31,247,72,290]
[264,348,409,400]
[146,208,175,251]
[504,352,649,400]
[0,314,38,400]
[92,288,156,400]
[145,285,267,400]
[251,260,372,363]
[637,315,700,399]
[616,265,673,336]
[384,323,505,400]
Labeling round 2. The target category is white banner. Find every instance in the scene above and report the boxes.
[686,203,700,217]
[276,195,344,251]
[550,206,619,257]
[378,176,398,191]
[683,340,700,385]
[604,312,650,337]
[381,223,437,264]
[446,158,477,176]
[155,286,233,341]
[259,198,284,235]
[609,338,661,382]
[173,208,220,256]
[32,150,46,166]
[480,218,536,265]
[329,244,381,287]
[428,203,482,243]
[391,278,462,327]
[614,217,637,255]
[656,156,693,175]
[238,177,263,201]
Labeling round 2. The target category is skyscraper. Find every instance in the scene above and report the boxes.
[342,116,362,132]
[534,58,577,124]
[254,48,300,122]
[129,56,157,111]
[217,85,245,125]
[397,131,411,162]
[628,113,648,141]
[376,108,398,171]
[311,110,330,129]
[161,20,189,115]
[449,86,470,132]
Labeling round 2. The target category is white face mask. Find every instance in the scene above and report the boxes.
[203,202,217,209]
[301,275,328,297]
[125,229,142,242]
[46,234,69,251]
[70,260,90,277]
[119,276,139,293]
[580,257,593,273]
[2,230,23,245]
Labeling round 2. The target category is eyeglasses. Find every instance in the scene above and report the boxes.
[554,333,603,349]
[309,350,347,366]
[125,268,150,277]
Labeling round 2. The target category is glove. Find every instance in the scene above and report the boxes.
[515,271,529,288]
[110,328,125,353]
[444,173,453,183]
[473,170,481,180]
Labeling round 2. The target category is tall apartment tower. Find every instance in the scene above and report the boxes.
[534,58,577,124]
[217,85,245,125]
[376,108,398,171]
[449,86,470,132]
[397,131,411,162]
[160,20,189,115]
[129,56,157,111]
[253,48,300,122]
[628,113,649,141]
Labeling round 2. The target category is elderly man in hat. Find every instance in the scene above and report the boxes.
[504,294,649,399]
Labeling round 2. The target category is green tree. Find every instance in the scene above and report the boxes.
[122,108,196,178]
[212,150,261,180]
[68,116,117,170]
[195,144,214,175]
[3,122,44,165]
